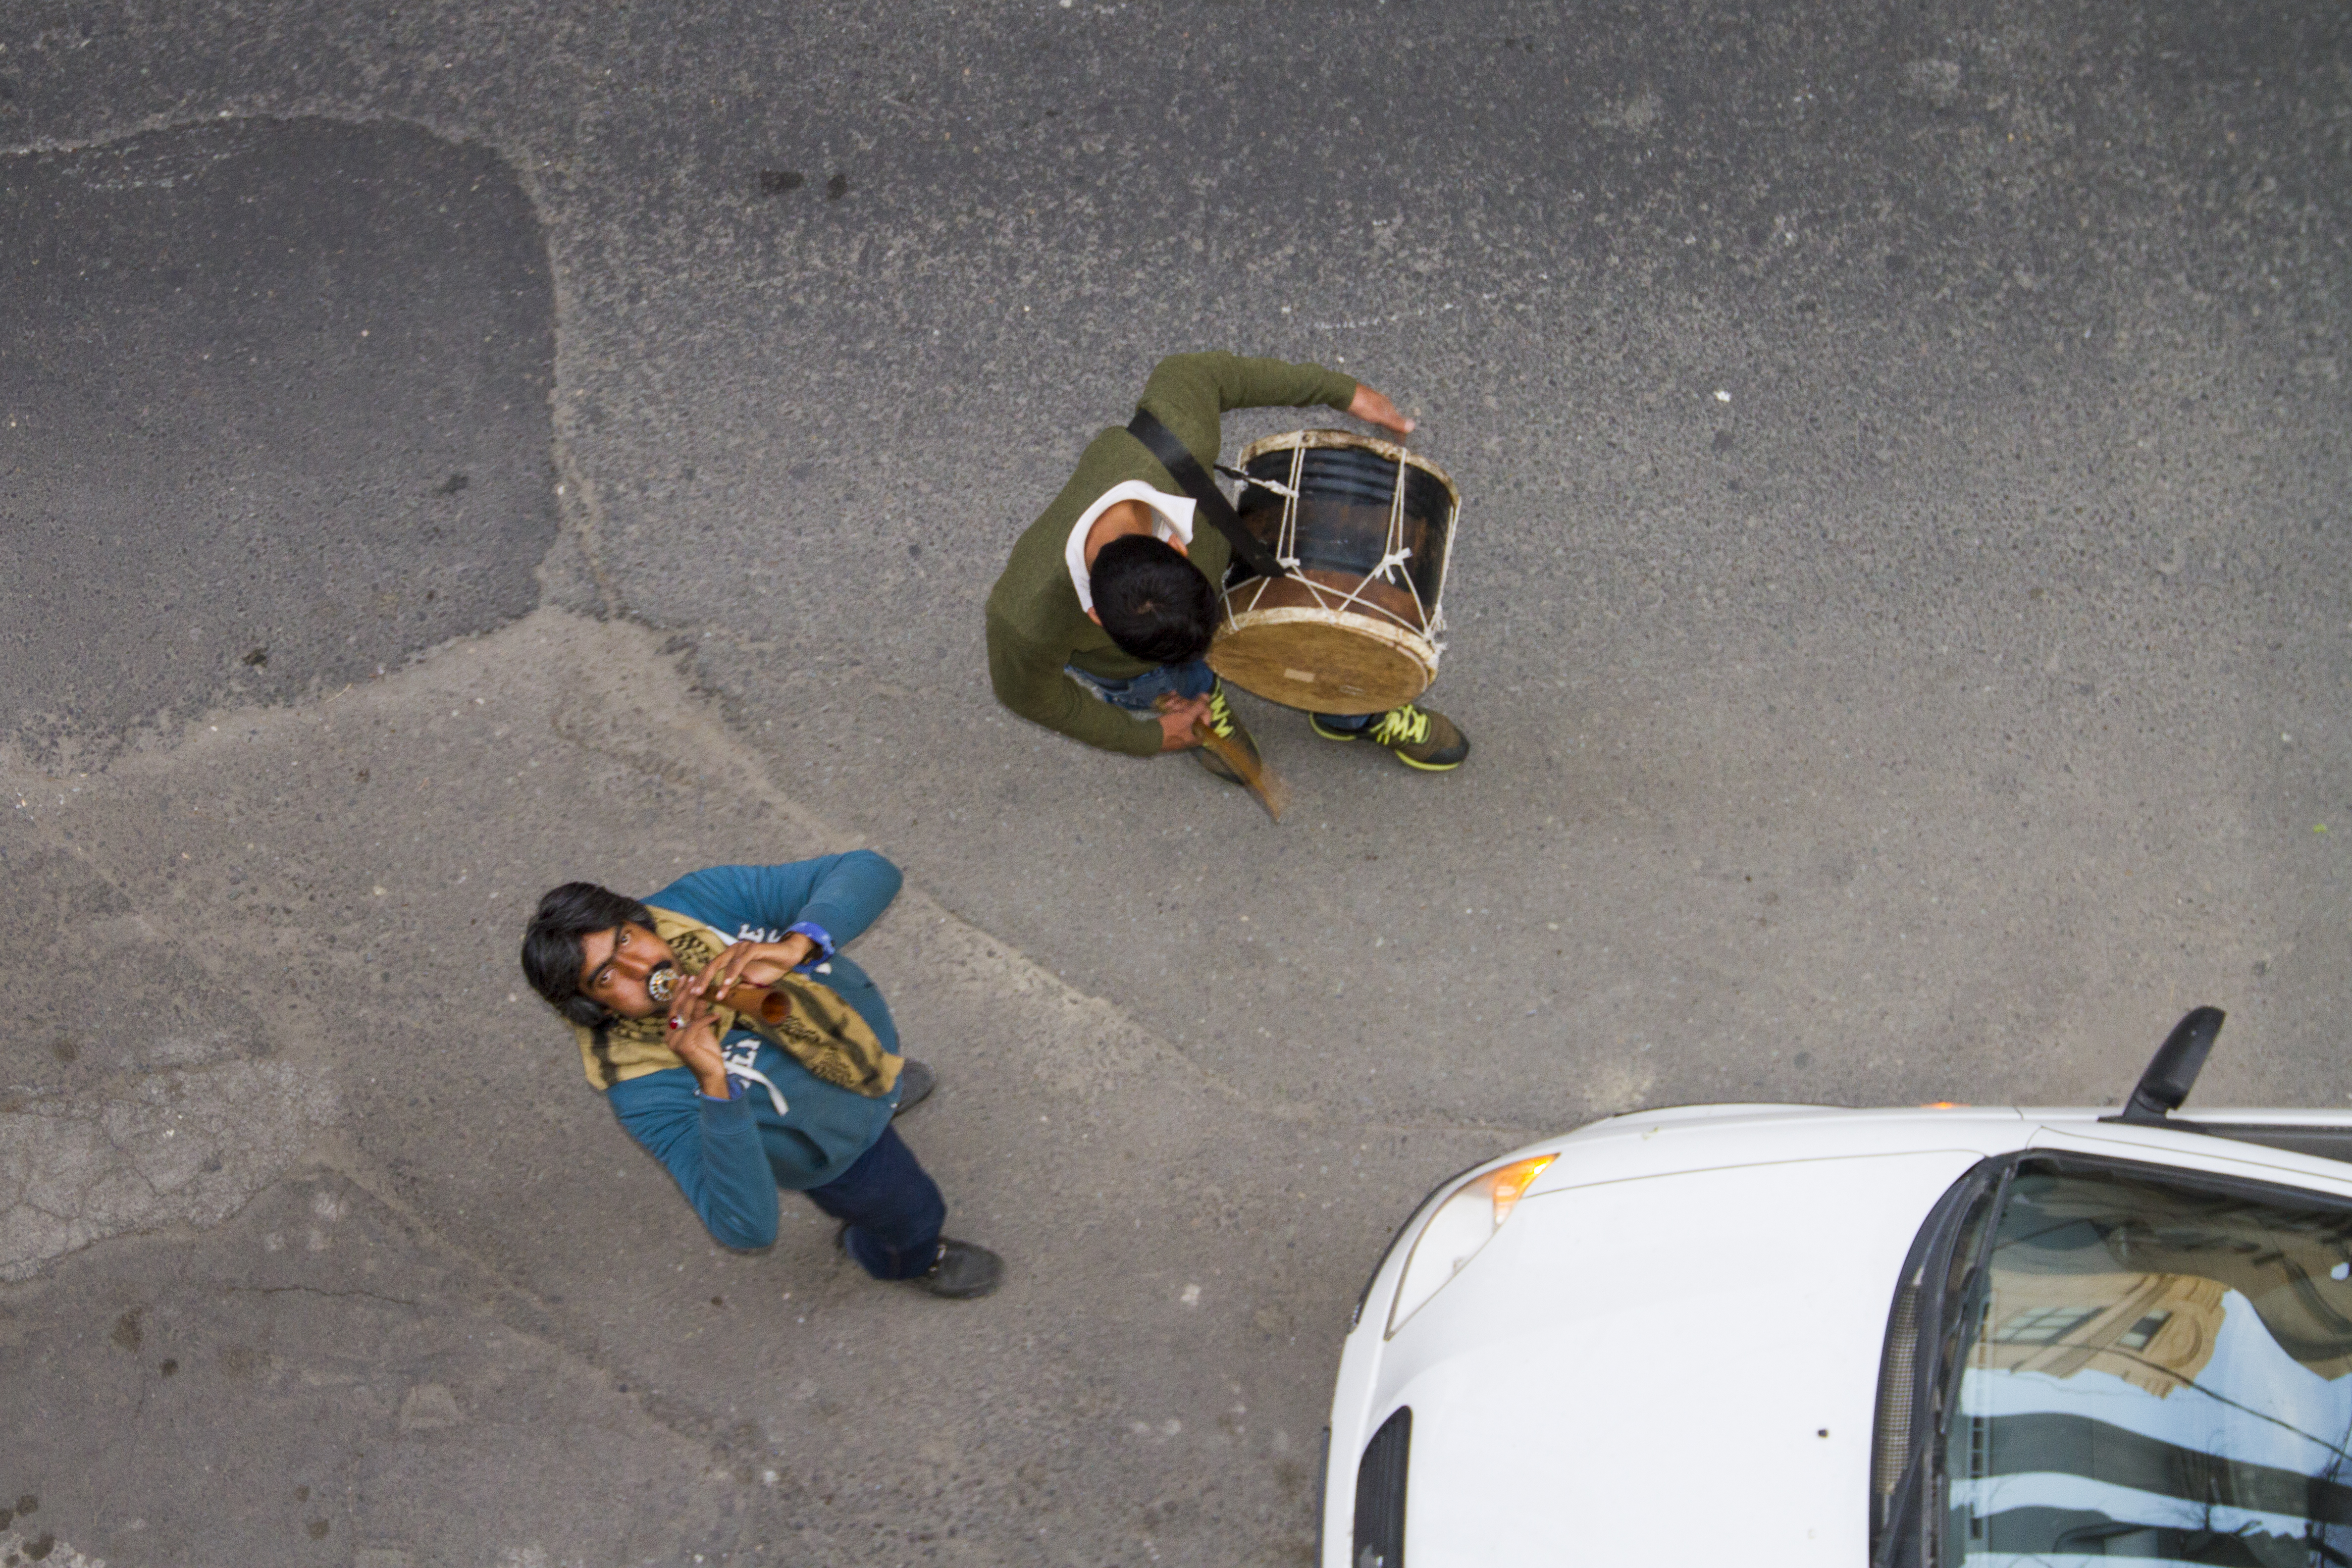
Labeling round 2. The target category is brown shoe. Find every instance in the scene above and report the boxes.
[1315,702,1469,771]
[1190,682,1262,785]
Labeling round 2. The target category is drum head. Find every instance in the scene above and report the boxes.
[1209,607,1436,715]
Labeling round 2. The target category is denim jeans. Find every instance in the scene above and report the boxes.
[803,1125,946,1280]
[1063,658,1215,715]
[1067,658,1382,732]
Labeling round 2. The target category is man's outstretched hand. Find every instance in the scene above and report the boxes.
[1348,383,1416,438]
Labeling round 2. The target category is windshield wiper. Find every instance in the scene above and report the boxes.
[1869,1296,1991,1568]
[1871,1159,2015,1568]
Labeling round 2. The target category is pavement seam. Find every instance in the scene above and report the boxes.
[4,606,1548,1142]
[662,633,1559,1138]
[545,464,628,619]
[215,1283,428,1310]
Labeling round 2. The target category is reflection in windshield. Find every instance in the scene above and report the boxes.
[1946,1165,2352,1566]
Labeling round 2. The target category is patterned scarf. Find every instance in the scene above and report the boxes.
[569,906,902,1097]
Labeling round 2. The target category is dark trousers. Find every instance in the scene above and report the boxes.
[804,1125,945,1280]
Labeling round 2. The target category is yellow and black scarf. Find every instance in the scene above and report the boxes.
[569,907,901,1098]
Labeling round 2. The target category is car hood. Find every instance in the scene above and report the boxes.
[1370,1148,1984,1567]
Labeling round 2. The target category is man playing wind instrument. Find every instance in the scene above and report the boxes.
[520,850,1002,1298]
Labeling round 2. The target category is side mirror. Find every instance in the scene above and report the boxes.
[2103,1006,2226,1126]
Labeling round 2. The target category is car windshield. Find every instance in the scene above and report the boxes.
[1943,1161,2352,1567]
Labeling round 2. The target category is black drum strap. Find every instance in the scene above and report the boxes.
[1125,409,1289,582]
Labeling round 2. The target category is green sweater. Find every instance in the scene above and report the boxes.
[985,352,1359,755]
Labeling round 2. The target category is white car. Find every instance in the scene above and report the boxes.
[1320,1009,2352,1567]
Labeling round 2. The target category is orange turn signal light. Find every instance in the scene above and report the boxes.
[1488,1155,1558,1224]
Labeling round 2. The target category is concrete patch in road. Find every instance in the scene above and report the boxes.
[0,608,1520,1565]
[0,843,338,1281]
[1,1171,739,1567]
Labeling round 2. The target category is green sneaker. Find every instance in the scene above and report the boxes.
[1313,702,1468,772]
[1191,682,1262,784]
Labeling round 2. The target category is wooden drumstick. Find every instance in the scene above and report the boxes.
[1159,693,1287,821]
[1192,715,1288,822]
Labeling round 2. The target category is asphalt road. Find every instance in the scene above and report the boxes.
[2,0,2348,1563]
[0,119,555,754]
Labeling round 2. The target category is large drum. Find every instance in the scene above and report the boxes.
[1206,430,1460,715]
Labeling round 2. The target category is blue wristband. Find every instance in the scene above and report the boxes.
[785,920,836,968]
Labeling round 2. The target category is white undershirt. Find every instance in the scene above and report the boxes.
[1064,481,1198,613]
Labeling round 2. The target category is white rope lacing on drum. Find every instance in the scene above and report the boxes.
[1275,444,1305,572]
[1347,446,1435,634]
[1214,437,1448,650]
[1223,456,1420,634]
[1216,463,1298,501]
[1285,451,1424,630]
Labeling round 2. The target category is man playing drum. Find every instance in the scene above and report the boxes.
[985,351,1470,778]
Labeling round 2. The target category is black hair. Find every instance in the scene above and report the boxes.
[1092,534,1217,666]
[521,881,655,1026]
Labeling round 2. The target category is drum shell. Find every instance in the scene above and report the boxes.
[1233,443,1453,612]
[1206,431,1458,715]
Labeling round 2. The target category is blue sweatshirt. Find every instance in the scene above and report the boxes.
[605,851,905,1249]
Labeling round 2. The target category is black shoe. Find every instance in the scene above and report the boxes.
[892,1058,934,1117]
[833,1227,1001,1298]
[909,1239,1003,1299]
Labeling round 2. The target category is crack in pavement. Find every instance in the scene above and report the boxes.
[216,1283,426,1310]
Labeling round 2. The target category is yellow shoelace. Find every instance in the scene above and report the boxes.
[1371,705,1430,746]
